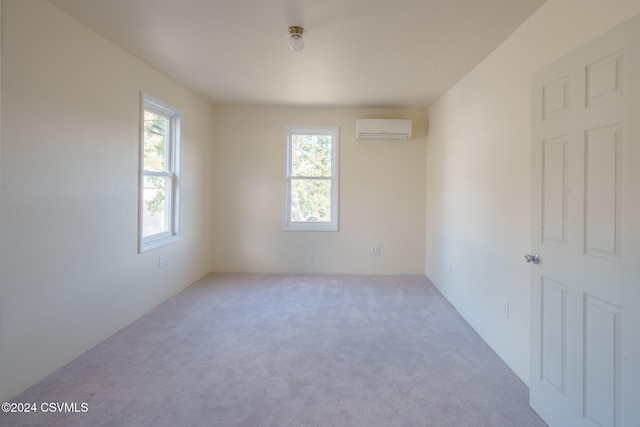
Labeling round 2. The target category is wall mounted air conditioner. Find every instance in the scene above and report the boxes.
[356,119,412,140]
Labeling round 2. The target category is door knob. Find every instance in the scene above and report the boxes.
[525,253,540,264]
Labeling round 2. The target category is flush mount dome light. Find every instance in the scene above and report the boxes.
[288,26,305,53]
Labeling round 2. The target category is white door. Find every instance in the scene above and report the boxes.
[530,14,640,427]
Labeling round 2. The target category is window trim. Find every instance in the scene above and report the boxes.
[283,125,339,232]
[138,92,182,253]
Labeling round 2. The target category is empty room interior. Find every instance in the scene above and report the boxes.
[1,0,640,426]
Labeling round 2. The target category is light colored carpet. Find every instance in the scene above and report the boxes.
[0,274,547,426]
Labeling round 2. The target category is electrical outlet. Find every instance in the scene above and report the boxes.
[371,245,380,255]
[448,261,453,272]
[158,256,165,267]
[503,300,510,319]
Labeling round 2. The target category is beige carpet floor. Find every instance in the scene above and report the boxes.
[0,274,547,426]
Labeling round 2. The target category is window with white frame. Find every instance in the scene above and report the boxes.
[283,126,339,231]
[139,93,181,252]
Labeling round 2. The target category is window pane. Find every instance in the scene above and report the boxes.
[143,111,168,172]
[290,179,331,222]
[142,175,171,237]
[291,134,332,177]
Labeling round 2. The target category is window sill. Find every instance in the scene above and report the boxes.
[282,222,339,232]
[139,234,181,253]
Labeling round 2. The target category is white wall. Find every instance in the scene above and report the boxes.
[212,106,427,275]
[426,0,640,384]
[0,0,215,402]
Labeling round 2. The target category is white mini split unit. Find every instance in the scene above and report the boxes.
[356,119,412,140]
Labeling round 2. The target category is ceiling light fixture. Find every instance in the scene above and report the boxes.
[287,26,305,53]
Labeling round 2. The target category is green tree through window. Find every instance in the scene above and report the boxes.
[139,93,181,252]
[291,134,332,221]
[284,127,339,231]
[143,111,168,217]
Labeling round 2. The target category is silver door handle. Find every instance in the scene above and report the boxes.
[525,253,540,264]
